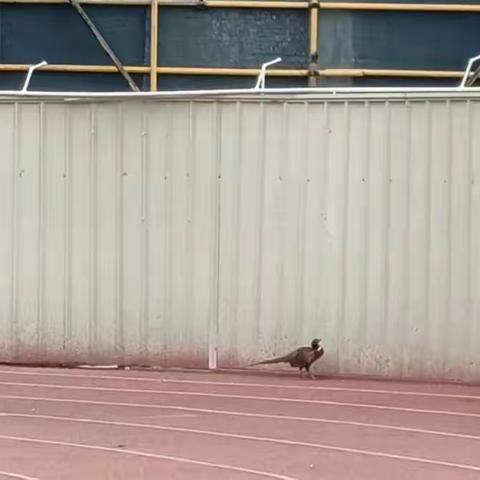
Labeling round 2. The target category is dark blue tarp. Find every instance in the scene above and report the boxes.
[0,71,147,91]
[158,7,308,68]
[157,74,308,90]
[0,5,147,65]
[328,10,480,70]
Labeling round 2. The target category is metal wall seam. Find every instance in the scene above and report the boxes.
[140,105,149,358]
[255,102,266,351]
[210,101,221,370]
[114,103,124,362]
[89,103,98,358]
[64,105,72,351]
[9,104,19,361]
[37,103,45,356]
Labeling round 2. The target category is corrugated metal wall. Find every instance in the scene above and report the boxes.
[0,100,220,367]
[1,96,480,382]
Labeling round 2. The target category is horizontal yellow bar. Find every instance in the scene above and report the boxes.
[203,1,308,8]
[0,64,149,73]
[5,0,151,4]
[319,2,480,12]
[320,68,464,78]
[159,66,465,78]
[3,0,480,11]
[0,63,466,79]
[4,0,150,3]
[0,0,307,5]
[156,66,309,76]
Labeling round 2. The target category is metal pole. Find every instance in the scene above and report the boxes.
[21,61,47,92]
[254,57,282,90]
[461,53,480,87]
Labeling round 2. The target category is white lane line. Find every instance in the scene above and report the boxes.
[1,413,480,474]
[1,369,478,400]
[0,472,39,480]
[161,378,480,400]
[0,434,297,480]
[0,393,479,442]
[128,414,198,420]
[0,380,479,418]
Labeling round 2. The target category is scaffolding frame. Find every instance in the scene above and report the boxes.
[2,1,479,91]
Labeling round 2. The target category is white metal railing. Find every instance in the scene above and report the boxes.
[1,57,479,100]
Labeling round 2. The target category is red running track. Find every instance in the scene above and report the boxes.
[0,366,480,480]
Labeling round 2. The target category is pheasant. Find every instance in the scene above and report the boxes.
[249,338,324,378]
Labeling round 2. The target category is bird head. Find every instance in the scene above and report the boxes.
[311,338,321,350]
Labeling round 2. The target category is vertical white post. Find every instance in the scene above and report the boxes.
[254,57,282,91]
[22,61,47,92]
[460,53,480,88]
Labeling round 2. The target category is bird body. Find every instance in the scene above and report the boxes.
[249,338,324,378]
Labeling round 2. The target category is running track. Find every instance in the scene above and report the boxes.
[0,366,480,479]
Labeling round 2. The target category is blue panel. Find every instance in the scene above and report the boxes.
[319,9,480,70]
[157,74,308,90]
[158,7,308,68]
[0,5,148,65]
[0,72,147,92]
[350,11,480,69]
[319,11,355,68]
[318,76,355,87]
[317,75,459,88]
[350,76,459,87]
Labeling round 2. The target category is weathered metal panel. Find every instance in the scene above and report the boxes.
[216,97,480,382]
[0,104,14,359]
[0,100,219,367]
[1,96,480,382]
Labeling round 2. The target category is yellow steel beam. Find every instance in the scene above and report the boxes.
[0,64,465,78]
[155,66,310,75]
[319,2,480,12]
[0,64,149,73]
[202,1,308,8]
[320,68,464,78]
[3,0,480,11]
[0,64,466,79]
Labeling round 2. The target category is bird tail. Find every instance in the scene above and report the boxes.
[249,355,290,367]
